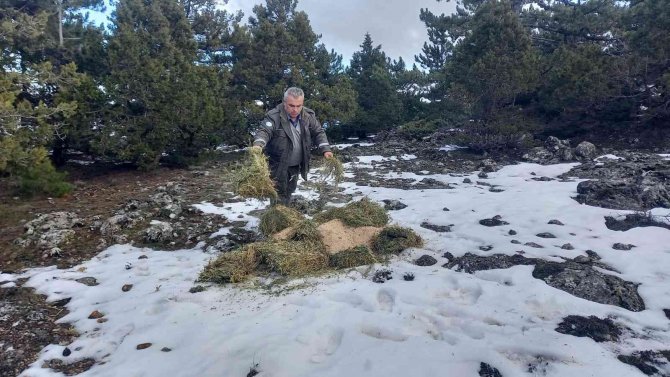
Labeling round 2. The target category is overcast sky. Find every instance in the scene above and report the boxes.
[224,0,457,66]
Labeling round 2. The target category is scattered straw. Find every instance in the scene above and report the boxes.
[259,205,304,235]
[314,198,389,227]
[198,247,260,284]
[329,245,377,269]
[371,226,423,255]
[232,148,278,200]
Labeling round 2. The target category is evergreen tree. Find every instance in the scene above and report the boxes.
[347,33,402,137]
[103,0,225,168]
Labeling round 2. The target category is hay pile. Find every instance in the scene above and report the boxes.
[314,198,389,227]
[232,148,278,200]
[198,198,423,284]
[259,205,303,235]
[371,225,424,255]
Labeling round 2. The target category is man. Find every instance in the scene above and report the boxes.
[252,87,333,205]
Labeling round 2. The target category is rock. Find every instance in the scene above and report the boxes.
[489,187,505,193]
[617,351,670,376]
[575,175,670,211]
[442,252,454,261]
[415,255,438,266]
[122,284,133,292]
[100,214,135,236]
[479,245,494,251]
[62,347,71,357]
[442,207,450,211]
[161,347,172,352]
[605,213,670,231]
[478,171,488,179]
[545,136,570,152]
[149,192,176,207]
[478,362,502,377]
[443,253,535,273]
[144,221,175,243]
[478,159,499,173]
[160,203,182,219]
[561,243,575,250]
[511,240,521,244]
[97,318,108,323]
[227,227,260,245]
[189,285,206,293]
[523,147,555,163]
[463,178,472,184]
[136,343,152,350]
[88,310,104,319]
[575,141,597,160]
[445,253,646,311]
[536,232,556,238]
[403,272,415,281]
[555,315,622,342]
[613,243,635,251]
[479,215,509,227]
[48,247,63,257]
[585,250,601,260]
[548,219,564,225]
[372,269,393,283]
[138,255,148,259]
[524,242,544,248]
[420,222,452,233]
[383,199,407,211]
[508,229,517,235]
[533,260,645,312]
[75,277,98,286]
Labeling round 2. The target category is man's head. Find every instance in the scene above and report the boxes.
[283,87,304,120]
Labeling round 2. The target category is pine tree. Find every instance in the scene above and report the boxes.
[347,33,402,137]
[104,0,225,168]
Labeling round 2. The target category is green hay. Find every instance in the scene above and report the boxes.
[232,148,278,200]
[320,157,344,184]
[258,240,329,276]
[288,219,322,242]
[259,205,304,235]
[329,245,378,269]
[314,198,389,227]
[198,247,260,284]
[371,226,423,255]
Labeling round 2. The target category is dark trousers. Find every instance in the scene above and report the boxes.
[273,165,300,205]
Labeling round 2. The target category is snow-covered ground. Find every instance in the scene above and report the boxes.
[7,147,670,377]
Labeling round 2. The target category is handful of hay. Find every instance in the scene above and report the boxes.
[198,247,260,284]
[319,156,344,184]
[371,226,423,255]
[232,147,278,200]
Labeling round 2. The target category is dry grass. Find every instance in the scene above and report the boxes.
[231,148,278,200]
[314,198,389,227]
[329,245,378,269]
[198,247,260,284]
[257,240,329,276]
[371,226,423,255]
[259,205,304,235]
[320,157,345,184]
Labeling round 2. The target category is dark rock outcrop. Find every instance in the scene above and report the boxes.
[555,315,622,342]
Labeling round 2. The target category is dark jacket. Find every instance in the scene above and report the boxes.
[253,103,331,183]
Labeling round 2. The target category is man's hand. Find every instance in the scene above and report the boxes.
[324,151,333,159]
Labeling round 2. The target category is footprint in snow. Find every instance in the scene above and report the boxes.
[376,288,396,312]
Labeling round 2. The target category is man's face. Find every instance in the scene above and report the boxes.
[284,95,304,120]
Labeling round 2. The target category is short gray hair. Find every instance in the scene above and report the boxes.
[283,87,304,101]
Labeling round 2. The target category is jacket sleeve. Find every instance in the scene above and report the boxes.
[309,114,332,154]
[253,115,274,148]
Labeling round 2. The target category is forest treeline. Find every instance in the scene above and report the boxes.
[1,0,668,195]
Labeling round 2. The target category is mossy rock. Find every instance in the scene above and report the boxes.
[372,226,423,255]
[314,198,389,227]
